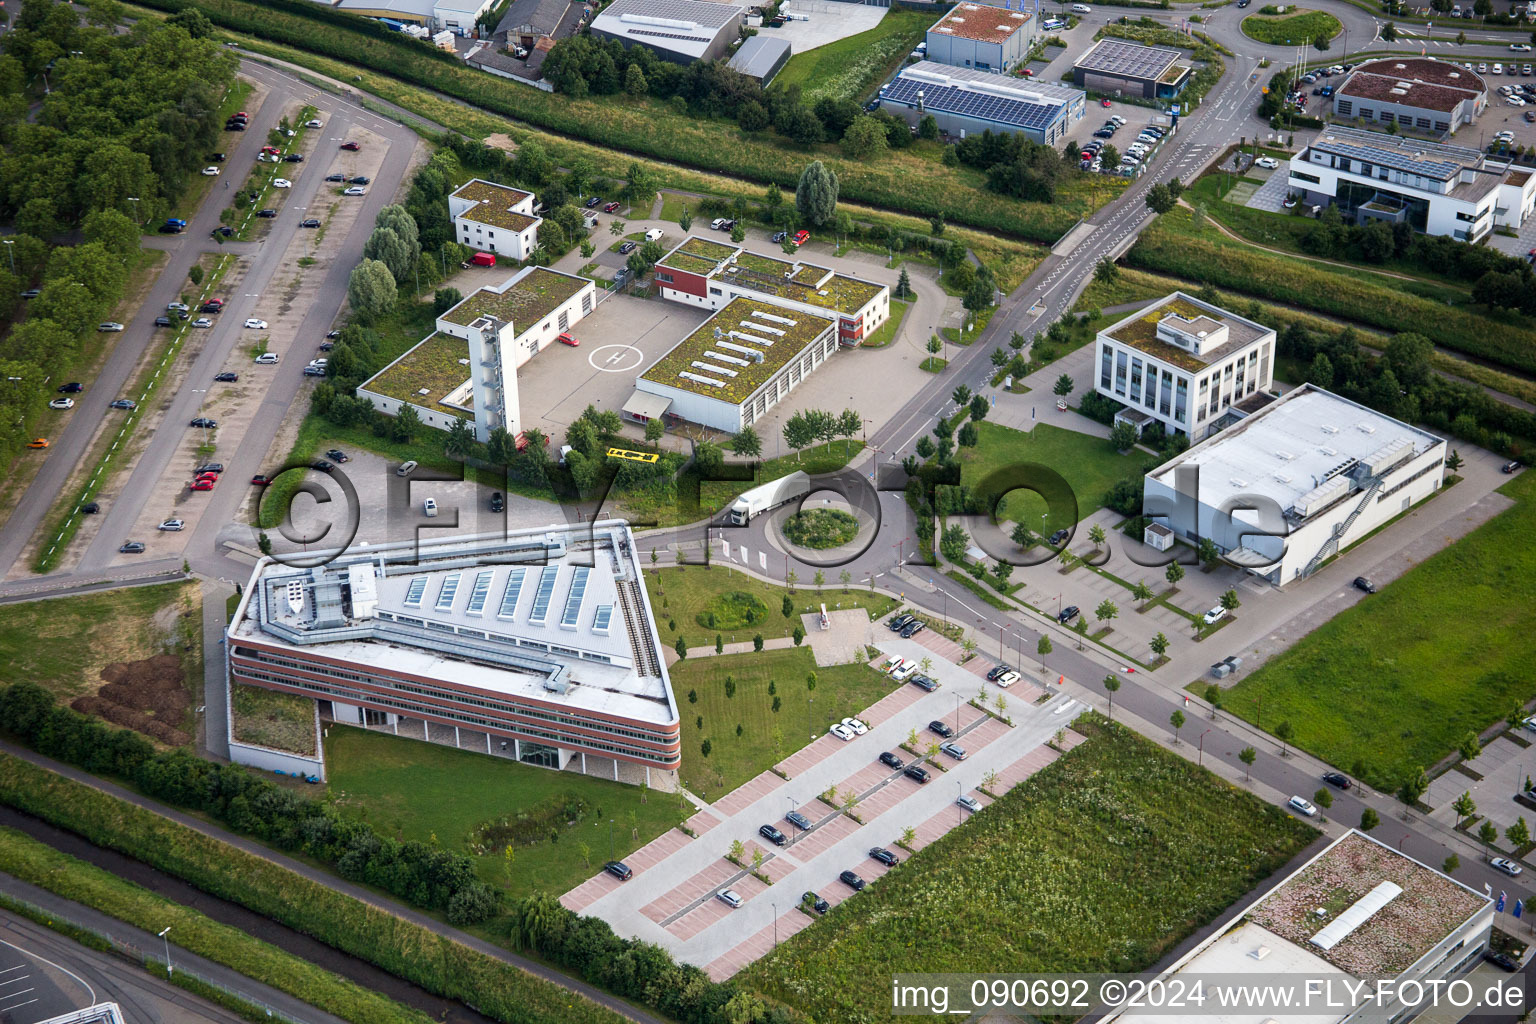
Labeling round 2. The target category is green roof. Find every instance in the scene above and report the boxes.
[439,268,587,332]
[640,297,834,404]
[1105,296,1224,372]
[451,179,539,232]
[656,235,887,315]
[361,332,473,418]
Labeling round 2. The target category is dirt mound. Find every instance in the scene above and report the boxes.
[75,653,192,747]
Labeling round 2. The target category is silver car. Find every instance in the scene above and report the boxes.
[158,518,185,532]
[957,794,981,812]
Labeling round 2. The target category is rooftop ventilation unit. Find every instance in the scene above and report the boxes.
[692,360,739,377]
[706,350,750,367]
[1229,477,1248,488]
[751,310,798,327]
[1275,450,1295,461]
[1321,424,1340,434]
[1320,446,1338,456]
[717,340,765,362]
[1357,423,1377,434]
[458,358,470,365]
[417,387,431,396]
[679,370,726,388]
[1310,881,1403,951]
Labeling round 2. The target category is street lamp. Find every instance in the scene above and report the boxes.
[955,693,961,736]
[2,239,13,276]
[192,389,209,447]
[608,818,614,862]
[1199,729,1210,767]
[808,696,814,742]
[772,902,778,946]
[158,926,173,978]
[957,780,963,826]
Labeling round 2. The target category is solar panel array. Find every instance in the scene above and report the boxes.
[528,566,560,624]
[883,75,1066,131]
[436,573,461,612]
[1075,39,1180,81]
[466,570,495,615]
[403,577,427,607]
[498,567,527,619]
[561,566,591,628]
[1315,136,1464,180]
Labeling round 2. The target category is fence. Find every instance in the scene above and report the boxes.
[0,890,313,1024]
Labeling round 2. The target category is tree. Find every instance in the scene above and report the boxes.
[674,635,687,661]
[968,394,989,422]
[839,570,851,591]
[1165,562,1185,588]
[1170,709,1185,742]
[715,634,724,655]
[926,336,942,364]
[1109,420,1138,452]
[1010,522,1035,550]
[1239,746,1256,781]
[963,275,993,317]
[1508,817,1532,851]
[1150,632,1169,659]
[795,161,838,226]
[1455,29,1466,45]
[1460,731,1482,761]
[1088,524,1106,550]
[1360,807,1380,832]
[1384,332,1433,391]
[1220,589,1240,612]
[1445,449,1464,472]
[1197,537,1220,570]
[915,436,936,460]
[1382,20,1397,41]
[1399,765,1429,805]
[787,570,798,592]
[917,114,939,140]
[896,267,912,299]
[782,594,794,618]
[643,417,664,444]
[841,115,888,160]
[445,418,475,459]
[1274,720,1294,756]
[623,62,647,97]
[1145,183,1176,215]
[679,207,692,232]
[390,403,422,444]
[1095,600,1118,625]
[940,523,968,562]
[1452,791,1477,829]
[347,259,397,322]
[1479,819,1499,856]
[1131,582,1154,604]
[1037,634,1052,670]
[783,411,814,462]
[728,426,762,458]
[951,384,972,407]
[1314,787,1332,809]
[1102,675,1121,720]
[1053,374,1074,398]
[837,408,863,455]
[1443,854,1459,875]
[792,624,805,646]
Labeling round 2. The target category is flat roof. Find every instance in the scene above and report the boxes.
[359,331,472,417]
[438,266,588,330]
[1148,384,1443,520]
[1074,37,1183,82]
[1305,124,1484,181]
[336,0,434,17]
[885,62,1081,132]
[929,3,1032,43]
[1102,292,1269,371]
[639,295,833,403]
[1351,56,1486,94]
[231,525,676,726]
[1339,72,1478,114]
[656,236,885,314]
[451,178,538,232]
[729,35,790,80]
[590,0,744,54]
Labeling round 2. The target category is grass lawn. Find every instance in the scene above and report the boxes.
[1240,9,1341,43]
[920,356,947,373]
[738,717,1317,1020]
[324,726,691,898]
[231,684,317,755]
[1203,470,1536,793]
[861,297,911,349]
[959,421,1146,532]
[646,565,898,646]
[773,9,931,103]
[672,647,900,799]
[0,582,199,702]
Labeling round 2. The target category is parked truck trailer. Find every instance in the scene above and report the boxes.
[728,471,811,525]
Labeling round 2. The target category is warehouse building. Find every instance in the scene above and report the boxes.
[728,35,791,85]
[448,179,543,261]
[228,524,681,789]
[334,0,495,33]
[358,266,596,443]
[1142,384,1446,586]
[924,3,1035,72]
[625,296,837,432]
[652,236,890,345]
[1072,38,1191,100]
[1096,291,1276,442]
[589,0,747,64]
[879,61,1086,145]
[1333,58,1486,134]
[1287,125,1534,241]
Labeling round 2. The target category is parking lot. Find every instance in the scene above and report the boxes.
[1060,102,1176,176]
[559,623,1088,977]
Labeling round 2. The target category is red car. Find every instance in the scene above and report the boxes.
[251,475,272,486]
[557,332,579,347]
[191,479,215,491]
[792,230,810,247]
[604,201,620,213]
[1101,98,1112,107]
[1021,68,1034,77]
[340,141,360,151]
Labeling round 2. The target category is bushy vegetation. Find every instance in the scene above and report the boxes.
[739,717,1316,1020]
[1239,8,1341,44]
[782,507,859,549]
[0,680,500,924]
[954,130,1067,202]
[694,590,771,630]
[772,8,931,103]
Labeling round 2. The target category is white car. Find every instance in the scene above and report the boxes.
[1255,156,1279,169]
[1494,64,1505,75]
[716,889,743,909]
[273,178,292,189]
[828,722,855,742]
[1202,605,1228,625]
[98,322,124,332]
[191,317,213,328]
[889,659,917,681]
[343,186,368,196]
[167,302,189,312]
[841,717,868,736]
[308,358,328,368]
[995,670,1020,688]
[254,352,279,364]
[201,166,220,176]
[1513,43,1532,52]
[1492,857,1524,876]
[244,319,268,329]
[48,397,74,410]
[1287,796,1318,817]
[158,518,185,532]
[305,118,323,127]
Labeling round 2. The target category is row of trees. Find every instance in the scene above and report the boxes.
[0,680,501,923]
[782,407,863,461]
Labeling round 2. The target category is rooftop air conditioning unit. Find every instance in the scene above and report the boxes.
[417,388,431,396]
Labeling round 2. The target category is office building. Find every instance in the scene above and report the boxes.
[1333,58,1487,134]
[879,61,1086,145]
[449,179,543,262]
[227,524,681,788]
[1072,38,1191,100]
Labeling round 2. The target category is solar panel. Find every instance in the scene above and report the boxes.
[498,567,527,619]
[1316,137,1461,180]
[884,76,1066,131]
[561,566,591,628]
[592,604,614,633]
[1075,39,1180,79]
[466,570,494,615]
[528,566,559,624]
[404,577,427,607]
[436,573,461,612]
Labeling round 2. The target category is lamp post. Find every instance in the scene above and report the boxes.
[772,902,778,946]
[808,697,814,742]
[957,780,963,826]
[608,819,614,862]
[955,693,961,736]
[1199,729,1210,767]
[158,926,173,978]
[2,239,13,276]
[192,389,209,447]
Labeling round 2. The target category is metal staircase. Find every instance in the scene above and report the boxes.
[1299,474,1383,579]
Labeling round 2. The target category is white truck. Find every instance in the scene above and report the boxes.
[727,471,810,525]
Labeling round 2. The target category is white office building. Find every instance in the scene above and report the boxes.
[1142,384,1446,586]
[1104,831,1493,1024]
[449,179,543,261]
[1288,126,1536,241]
[1096,292,1276,442]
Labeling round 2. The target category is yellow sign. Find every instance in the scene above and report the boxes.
[606,447,659,464]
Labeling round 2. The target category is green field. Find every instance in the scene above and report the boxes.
[0,581,199,702]
[739,717,1317,1020]
[1205,471,1536,792]
[1240,8,1341,43]
[645,565,898,646]
[324,726,690,897]
[672,647,900,798]
[231,684,317,754]
[959,421,1146,532]
[773,9,931,102]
